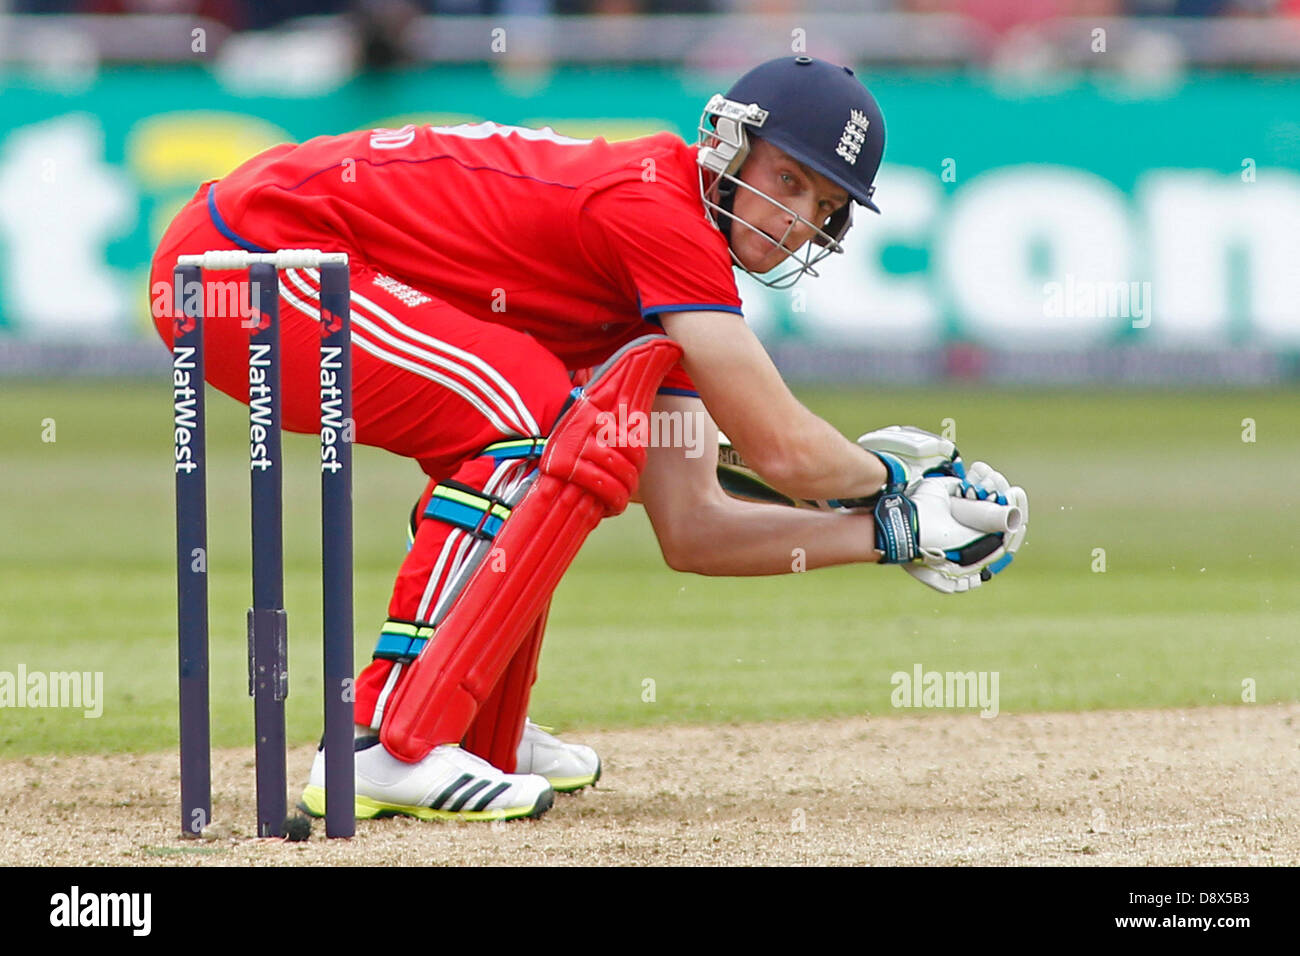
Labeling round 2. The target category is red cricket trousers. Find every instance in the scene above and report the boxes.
[152,185,574,747]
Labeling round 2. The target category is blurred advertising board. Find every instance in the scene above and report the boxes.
[1,65,1297,365]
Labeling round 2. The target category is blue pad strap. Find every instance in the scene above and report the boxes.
[481,437,547,462]
[373,620,433,663]
[424,481,512,540]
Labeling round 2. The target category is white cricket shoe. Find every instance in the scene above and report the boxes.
[515,720,601,793]
[300,738,554,822]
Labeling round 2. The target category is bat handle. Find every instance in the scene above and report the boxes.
[950,497,1022,534]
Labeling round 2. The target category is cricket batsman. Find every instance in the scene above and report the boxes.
[150,55,1028,823]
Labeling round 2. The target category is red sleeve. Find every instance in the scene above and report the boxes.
[579,178,743,320]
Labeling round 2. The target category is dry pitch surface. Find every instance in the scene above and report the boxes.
[3,703,1297,867]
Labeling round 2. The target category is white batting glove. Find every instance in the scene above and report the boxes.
[857,425,965,494]
[876,468,1028,594]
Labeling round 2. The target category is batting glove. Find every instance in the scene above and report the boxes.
[857,425,964,496]
[875,468,1028,594]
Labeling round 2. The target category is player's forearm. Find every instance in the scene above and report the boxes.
[758,410,886,502]
[666,498,879,576]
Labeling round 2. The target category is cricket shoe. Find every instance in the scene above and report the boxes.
[299,738,554,822]
[515,720,601,793]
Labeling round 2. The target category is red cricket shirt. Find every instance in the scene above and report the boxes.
[207,122,745,394]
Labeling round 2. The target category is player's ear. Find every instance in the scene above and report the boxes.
[813,202,852,249]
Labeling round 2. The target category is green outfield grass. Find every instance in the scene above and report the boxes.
[2,381,1297,757]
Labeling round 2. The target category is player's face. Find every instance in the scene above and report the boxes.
[728,139,849,274]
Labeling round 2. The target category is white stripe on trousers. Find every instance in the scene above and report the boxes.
[281,268,540,436]
[278,278,523,436]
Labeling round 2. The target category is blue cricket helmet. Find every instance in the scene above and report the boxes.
[725,55,884,215]
[696,55,886,288]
